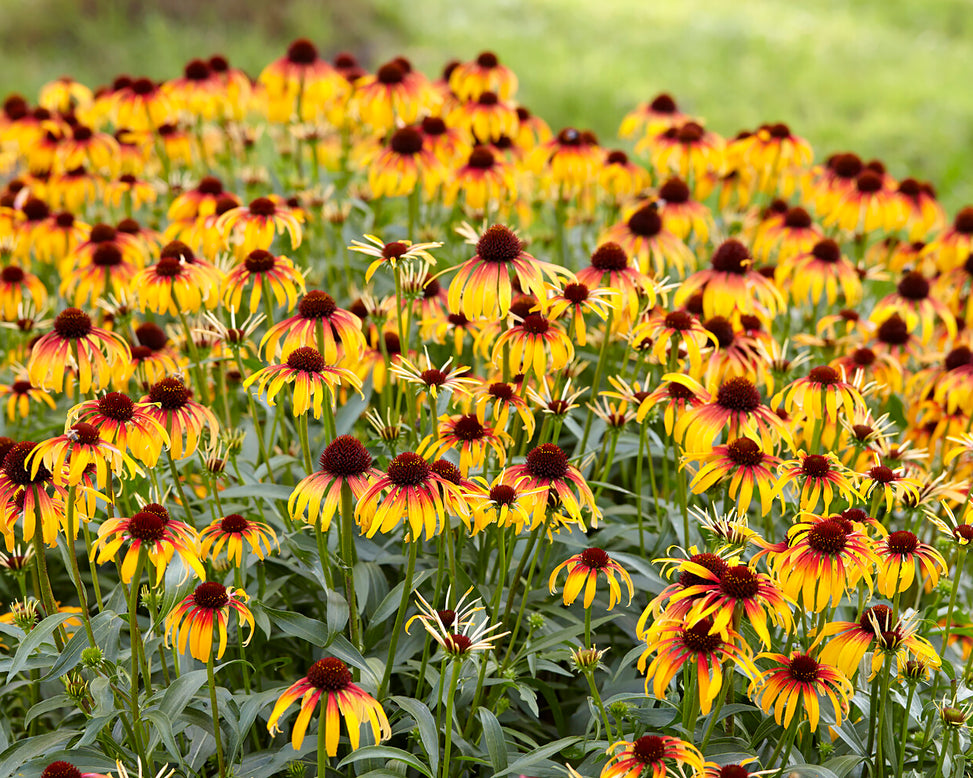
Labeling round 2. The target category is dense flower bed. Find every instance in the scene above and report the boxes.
[0,39,971,778]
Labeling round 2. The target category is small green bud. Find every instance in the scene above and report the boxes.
[81,646,104,668]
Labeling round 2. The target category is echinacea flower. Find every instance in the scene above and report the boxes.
[544,281,617,347]
[140,376,219,461]
[576,242,653,326]
[355,449,463,540]
[200,513,279,566]
[266,656,390,754]
[549,547,634,610]
[860,460,922,512]
[447,224,571,321]
[245,345,362,419]
[409,588,509,656]
[92,504,204,585]
[464,472,543,534]
[492,313,575,378]
[261,290,365,364]
[815,604,941,679]
[633,309,718,376]
[164,581,254,661]
[769,514,878,612]
[473,380,536,438]
[449,51,518,101]
[772,451,861,514]
[504,443,600,529]
[28,421,141,488]
[432,413,511,474]
[638,617,757,714]
[27,307,130,394]
[0,441,69,550]
[390,351,478,401]
[775,238,862,307]
[749,651,854,731]
[289,435,379,531]
[215,196,303,253]
[601,201,696,278]
[68,391,171,467]
[133,241,223,315]
[600,734,705,778]
[683,436,781,516]
[675,239,784,319]
[0,374,56,421]
[873,529,947,596]
[773,365,865,427]
[221,249,306,315]
[348,234,441,283]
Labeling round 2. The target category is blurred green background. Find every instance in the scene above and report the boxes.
[5,0,972,209]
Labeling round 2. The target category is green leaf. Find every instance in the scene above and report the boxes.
[254,604,327,647]
[142,708,182,764]
[823,755,867,778]
[786,766,839,778]
[370,570,435,625]
[25,694,73,726]
[392,696,439,776]
[337,745,433,778]
[159,668,208,720]
[0,729,77,778]
[491,737,581,778]
[45,610,120,680]
[478,707,508,773]
[327,589,350,639]
[7,612,74,676]
[220,483,294,502]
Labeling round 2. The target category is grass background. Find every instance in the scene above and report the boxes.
[5,0,973,209]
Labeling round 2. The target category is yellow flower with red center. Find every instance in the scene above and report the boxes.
[27,307,130,395]
[768,513,877,612]
[668,560,793,647]
[600,734,704,778]
[0,375,56,421]
[432,413,510,475]
[111,77,172,131]
[200,513,278,566]
[221,249,306,315]
[675,239,784,319]
[532,127,604,197]
[874,529,947,596]
[492,313,574,378]
[245,345,362,420]
[634,309,718,376]
[28,421,140,488]
[0,441,70,550]
[645,120,725,185]
[672,373,791,453]
[749,651,854,731]
[261,290,365,364]
[0,264,47,319]
[266,656,390,754]
[772,451,860,514]
[684,436,781,516]
[133,240,223,315]
[351,59,436,131]
[738,122,814,192]
[503,443,600,529]
[444,145,517,213]
[92,503,204,585]
[773,364,866,439]
[449,91,519,142]
[364,126,445,199]
[601,200,695,277]
[258,39,349,123]
[861,461,922,511]
[60,233,143,307]
[815,605,941,679]
[576,242,652,326]
[165,581,254,662]
[824,168,898,233]
[619,92,690,140]
[549,547,634,610]
[598,150,651,204]
[449,51,518,101]
[140,376,219,461]
[464,473,542,534]
[215,196,303,254]
[290,436,379,531]
[68,392,170,468]
[638,617,757,714]
[348,233,441,284]
[447,224,571,321]
[355,449,463,540]
[472,380,536,439]
[891,178,945,239]
[775,238,863,307]
[543,281,616,347]
[871,269,956,344]
[653,176,714,243]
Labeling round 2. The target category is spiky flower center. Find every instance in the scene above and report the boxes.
[719,765,751,778]
[390,128,423,155]
[490,484,517,505]
[631,735,666,765]
[808,366,840,385]
[711,240,751,274]
[319,435,372,477]
[887,530,919,555]
[788,653,820,683]
[92,243,123,267]
[148,377,191,410]
[387,452,430,486]
[306,657,352,690]
[445,633,473,654]
[247,197,276,217]
[590,242,629,271]
[286,346,325,373]
[220,513,249,534]
[298,290,337,319]
[579,547,610,569]
[69,423,100,446]
[430,459,462,484]
[897,271,930,301]
[520,314,550,335]
[562,282,590,304]
[287,38,318,64]
[127,511,167,543]
[53,308,92,339]
[627,205,662,237]
[726,437,763,467]
[525,443,569,480]
[476,224,522,263]
[945,346,973,371]
[41,762,82,778]
[868,465,896,484]
[801,454,832,478]
[705,316,735,348]
[681,618,722,653]
[877,314,909,345]
[193,582,229,610]
[679,553,728,587]
[859,604,894,635]
[3,441,48,486]
[806,518,849,555]
[783,207,812,229]
[244,249,276,273]
[1,266,25,283]
[716,377,761,412]
[488,382,514,400]
[659,177,690,203]
[136,322,168,351]
[451,414,485,441]
[720,565,760,599]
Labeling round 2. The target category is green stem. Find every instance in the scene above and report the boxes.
[441,660,462,778]
[897,681,917,778]
[379,538,418,699]
[166,449,195,527]
[317,706,329,778]
[339,483,361,650]
[578,308,615,456]
[297,409,313,474]
[875,659,892,777]
[63,486,96,647]
[585,669,612,742]
[766,714,800,769]
[207,633,226,778]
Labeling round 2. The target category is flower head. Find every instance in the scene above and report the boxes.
[165,581,254,661]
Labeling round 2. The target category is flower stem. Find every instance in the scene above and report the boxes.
[63,486,96,647]
[317,705,329,778]
[897,681,917,777]
[339,483,361,650]
[584,669,612,742]
[379,538,418,699]
[578,308,615,456]
[441,659,462,778]
[207,628,226,778]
